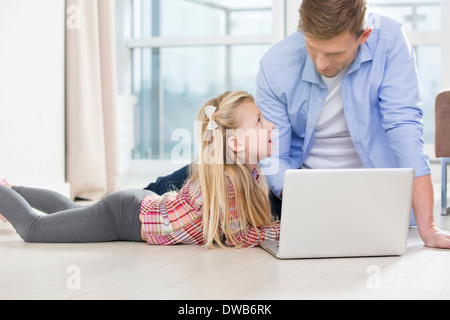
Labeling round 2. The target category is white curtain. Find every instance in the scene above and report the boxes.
[65,0,120,200]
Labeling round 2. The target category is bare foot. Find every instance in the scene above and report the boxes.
[1,177,12,188]
[0,177,11,222]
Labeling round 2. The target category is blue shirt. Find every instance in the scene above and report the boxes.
[256,13,431,198]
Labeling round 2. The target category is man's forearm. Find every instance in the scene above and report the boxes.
[412,175,435,237]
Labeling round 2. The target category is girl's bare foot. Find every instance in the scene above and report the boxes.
[0,177,11,222]
[1,177,12,188]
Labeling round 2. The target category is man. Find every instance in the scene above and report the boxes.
[256,0,449,249]
[146,0,450,249]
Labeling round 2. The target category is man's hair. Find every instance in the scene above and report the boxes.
[298,0,368,40]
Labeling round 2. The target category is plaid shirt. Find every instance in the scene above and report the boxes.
[139,171,280,248]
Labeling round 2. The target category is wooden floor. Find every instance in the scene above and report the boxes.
[1,207,449,300]
[1,164,450,300]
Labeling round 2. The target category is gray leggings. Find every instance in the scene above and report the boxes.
[0,185,150,243]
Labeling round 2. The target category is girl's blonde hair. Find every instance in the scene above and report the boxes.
[189,91,274,248]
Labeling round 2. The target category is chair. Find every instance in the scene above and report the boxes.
[435,90,450,216]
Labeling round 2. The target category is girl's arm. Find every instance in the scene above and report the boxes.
[222,175,280,248]
[225,221,280,248]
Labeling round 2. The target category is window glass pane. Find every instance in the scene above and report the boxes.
[132,47,221,159]
[205,0,273,10]
[132,47,158,159]
[230,45,270,94]
[133,0,274,38]
[133,0,153,38]
[415,46,441,145]
[161,0,226,37]
[229,10,273,35]
[369,0,440,31]
[132,45,270,160]
[161,46,226,160]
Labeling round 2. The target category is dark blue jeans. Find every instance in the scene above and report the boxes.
[144,164,282,219]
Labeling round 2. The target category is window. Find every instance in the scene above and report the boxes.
[116,0,450,174]
[370,0,441,31]
[127,0,282,161]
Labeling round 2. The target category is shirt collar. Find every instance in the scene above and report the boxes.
[347,43,374,75]
[302,55,325,87]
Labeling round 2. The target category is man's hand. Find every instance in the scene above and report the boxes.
[413,174,450,249]
[420,225,450,249]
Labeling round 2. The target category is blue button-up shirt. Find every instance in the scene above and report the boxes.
[256,13,431,198]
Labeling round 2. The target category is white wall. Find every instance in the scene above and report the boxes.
[0,0,66,192]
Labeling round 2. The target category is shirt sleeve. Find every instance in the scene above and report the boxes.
[140,183,204,245]
[222,176,280,248]
[378,25,431,177]
[256,61,298,197]
[225,222,281,248]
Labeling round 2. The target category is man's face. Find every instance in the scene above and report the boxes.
[304,28,372,78]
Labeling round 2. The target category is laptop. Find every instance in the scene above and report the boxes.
[260,168,414,259]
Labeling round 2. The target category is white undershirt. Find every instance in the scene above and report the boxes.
[303,67,364,169]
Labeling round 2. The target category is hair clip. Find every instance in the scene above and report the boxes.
[205,105,218,130]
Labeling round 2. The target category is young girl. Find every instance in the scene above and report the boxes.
[0,91,280,248]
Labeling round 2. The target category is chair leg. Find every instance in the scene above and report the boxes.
[442,158,450,216]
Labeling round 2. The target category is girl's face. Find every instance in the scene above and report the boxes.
[229,101,275,166]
